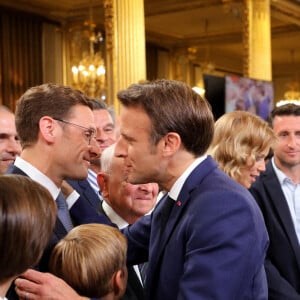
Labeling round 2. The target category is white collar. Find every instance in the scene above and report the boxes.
[14,156,60,200]
[169,155,207,201]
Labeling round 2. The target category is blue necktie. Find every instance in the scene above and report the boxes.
[56,192,73,232]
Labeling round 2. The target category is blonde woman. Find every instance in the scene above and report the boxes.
[208,110,276,188]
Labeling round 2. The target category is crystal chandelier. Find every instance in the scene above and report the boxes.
[71,5,106,99]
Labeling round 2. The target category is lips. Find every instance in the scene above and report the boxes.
[83,154,91,165]
[0,154,16,161]
[1,159,14,165]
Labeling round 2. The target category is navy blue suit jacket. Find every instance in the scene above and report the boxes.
[76,156,269,300]
[6,165,112,300]
[7,165,68,271]
[67,178,101,211]
[123,156,269,300]
[250,161,300,300]
[7,165,112,268]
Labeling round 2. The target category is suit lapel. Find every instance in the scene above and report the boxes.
[8,164,68,237]
[6,165,27,176]
[263,163,300,269]
[150,157,218,280]
[79,180,101,209]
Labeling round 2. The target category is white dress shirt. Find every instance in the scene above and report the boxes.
[14,157,79,208]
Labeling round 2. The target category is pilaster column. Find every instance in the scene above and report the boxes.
[104,0,146,113]
[243,0,272,81]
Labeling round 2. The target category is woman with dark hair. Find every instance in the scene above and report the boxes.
[0,175,56,300]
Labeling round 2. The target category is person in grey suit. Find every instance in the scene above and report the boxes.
[250,103,300,300]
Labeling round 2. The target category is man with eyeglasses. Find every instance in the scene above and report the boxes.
[6,83,111,300]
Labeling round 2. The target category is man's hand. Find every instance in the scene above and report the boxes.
[15,269,88,300]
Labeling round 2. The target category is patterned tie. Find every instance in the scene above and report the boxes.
[56,192,73,232]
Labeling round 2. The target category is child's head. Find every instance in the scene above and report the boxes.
[0,175,56,284]
[49,223,128,300]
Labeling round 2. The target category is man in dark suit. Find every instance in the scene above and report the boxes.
[113,80,269,300]
[7,83,110,300]
[250,103,300,299]
[68,99,117,210]
[14,80,269,300]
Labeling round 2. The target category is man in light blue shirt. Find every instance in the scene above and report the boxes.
[250,103,300,299]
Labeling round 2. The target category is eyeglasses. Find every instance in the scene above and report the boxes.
[54,118,96,145]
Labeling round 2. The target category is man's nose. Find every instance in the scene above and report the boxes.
[89,137,101,158]
[114,136,128,158]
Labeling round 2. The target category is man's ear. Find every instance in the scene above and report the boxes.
[161,132,181,157]
[39,116,57,143]
[97,173,109,198]
[111,268,127,299]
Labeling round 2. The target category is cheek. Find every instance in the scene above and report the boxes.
[239,167,251,178]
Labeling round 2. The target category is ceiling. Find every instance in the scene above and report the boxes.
[0,0,300,80]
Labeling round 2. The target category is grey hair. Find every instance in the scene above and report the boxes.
[100,144,116,173]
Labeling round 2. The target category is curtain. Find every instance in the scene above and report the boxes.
[0,8,43,111]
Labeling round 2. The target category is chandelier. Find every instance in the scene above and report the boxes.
[278,49,300,106]
[71,5,106,99]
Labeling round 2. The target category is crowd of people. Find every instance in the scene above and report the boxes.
[0,79,299,300]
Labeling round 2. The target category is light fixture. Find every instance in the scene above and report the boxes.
[192,86,205,96]
[278,49,300,105]
[71,4,106,99]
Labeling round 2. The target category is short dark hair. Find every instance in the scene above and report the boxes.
[89,99,107,110]
[268,103,300,127]
[0,175,56,283]
[15,83,92,148]
[117,79,214,156]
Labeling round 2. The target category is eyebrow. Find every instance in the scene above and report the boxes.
[121,132,136,142]
[0,133,14,139]
[102,123,115,128]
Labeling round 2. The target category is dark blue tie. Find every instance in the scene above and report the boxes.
[56,192,73,232]
[159,195,175,238]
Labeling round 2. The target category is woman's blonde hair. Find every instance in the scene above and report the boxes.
[49,223,127,298]
[207,111,276,183]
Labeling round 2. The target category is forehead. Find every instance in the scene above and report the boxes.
[0,111,16,131]
[120,106,151,135]
[67,105,94,122]
[93,109,113,126]
[273,115,300,131]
